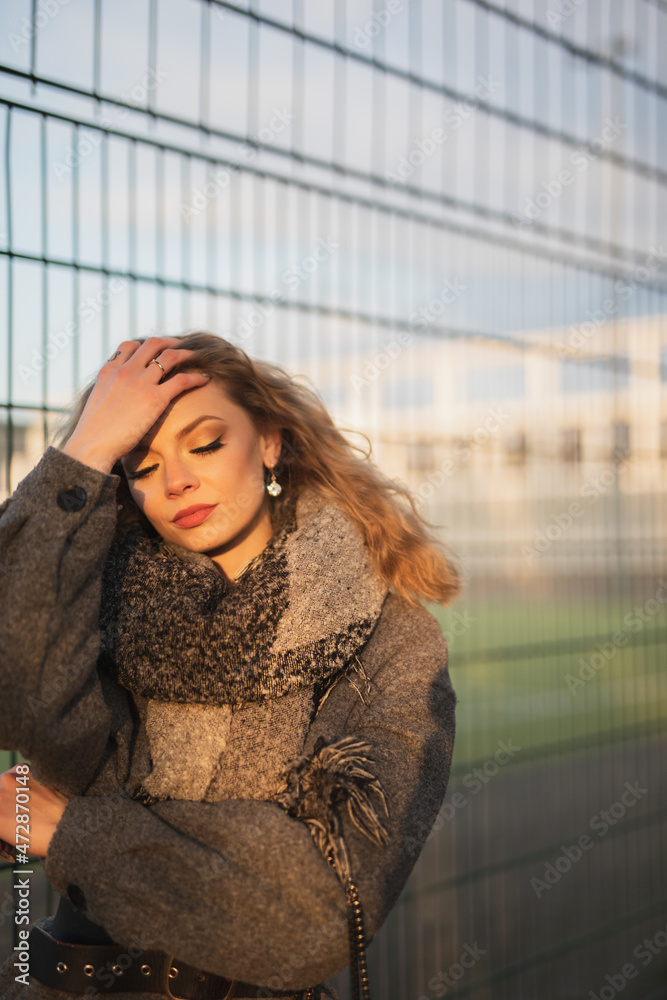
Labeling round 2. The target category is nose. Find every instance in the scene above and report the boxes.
[164,457,199,496]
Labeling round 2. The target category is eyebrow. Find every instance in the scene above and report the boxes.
[129,416,227,455]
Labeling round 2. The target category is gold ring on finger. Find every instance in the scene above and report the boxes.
[149,357,165,374]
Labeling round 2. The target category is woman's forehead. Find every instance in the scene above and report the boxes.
[123,381,250,457]
[159,378,234,425]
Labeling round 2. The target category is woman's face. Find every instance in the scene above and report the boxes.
[120,379,282,583]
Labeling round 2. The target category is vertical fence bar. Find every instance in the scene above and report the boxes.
[71,123,81,393]
[4,107,12,497]
[128,138,137,339]
[39,114,47,451]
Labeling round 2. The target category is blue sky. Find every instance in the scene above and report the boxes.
[0,0,665,407]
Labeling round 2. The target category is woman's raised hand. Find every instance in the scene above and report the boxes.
[62,338,211,474]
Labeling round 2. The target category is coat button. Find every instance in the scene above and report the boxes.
[57,486,87,512]
[67,884,87,911]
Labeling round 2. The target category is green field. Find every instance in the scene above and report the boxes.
[430,593,667,766]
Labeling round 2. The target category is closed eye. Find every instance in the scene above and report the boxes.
[191,437,224,455]
[126,437,224,481]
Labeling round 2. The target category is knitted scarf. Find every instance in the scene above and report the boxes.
[97,485,390,807]
[99,485,388,706]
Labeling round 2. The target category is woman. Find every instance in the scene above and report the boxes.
[0,333,460,1000]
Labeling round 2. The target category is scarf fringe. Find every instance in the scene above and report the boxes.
[275,735,388,1000]
[275,734,389,878]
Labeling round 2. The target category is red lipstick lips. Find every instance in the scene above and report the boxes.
[172,504,218,528]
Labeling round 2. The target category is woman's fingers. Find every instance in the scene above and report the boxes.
[102,339,206,389]
[103,337,182,369]
[0,838,15,863]
[107,339,212,402]
[7,765,68,805]
[140,346,193,379]
[104,338,141,363]
[118,337,191,366]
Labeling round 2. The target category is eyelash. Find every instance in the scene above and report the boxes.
[126,438,224,482]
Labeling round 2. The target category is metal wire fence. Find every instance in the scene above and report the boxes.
[1,0,666,997]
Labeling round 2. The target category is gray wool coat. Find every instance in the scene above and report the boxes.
[0,447,456,1000]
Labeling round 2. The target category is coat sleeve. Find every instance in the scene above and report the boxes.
[0,446,121,795]
[43,593,456,992]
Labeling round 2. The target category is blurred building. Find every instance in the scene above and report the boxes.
[300,311,667,581]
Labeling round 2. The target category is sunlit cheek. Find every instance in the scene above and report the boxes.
[212,467,259,531]
[245,453,268,496]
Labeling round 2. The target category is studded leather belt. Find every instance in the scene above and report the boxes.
[27,924,310,999]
